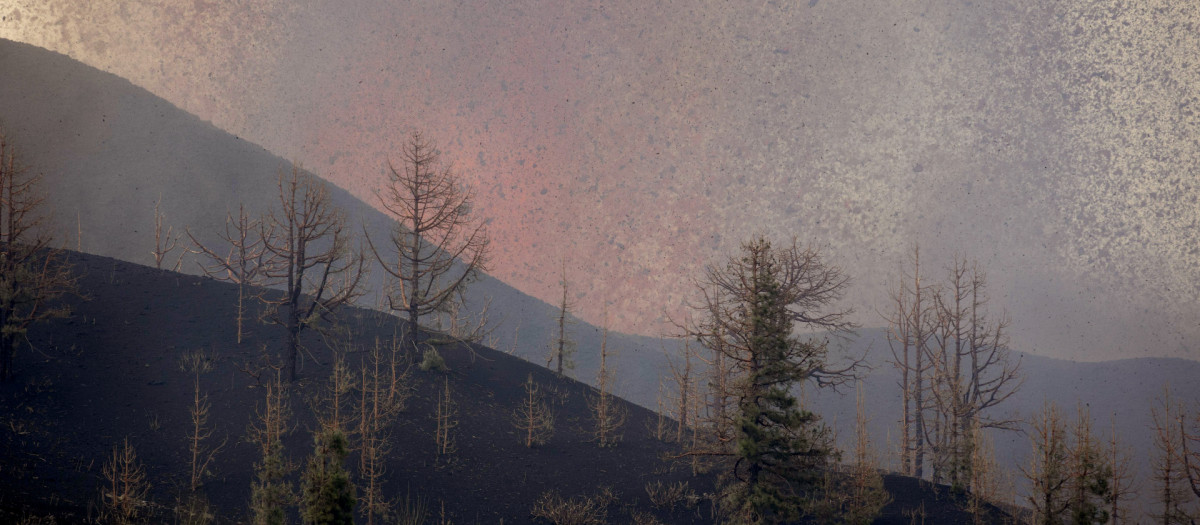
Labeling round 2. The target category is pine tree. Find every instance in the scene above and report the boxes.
[300,429,355,525]
[1066,406,1113,525]
[724,239,838,524]
[249,368,293,525]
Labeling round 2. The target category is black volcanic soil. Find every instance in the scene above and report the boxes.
[0,251,1012,524]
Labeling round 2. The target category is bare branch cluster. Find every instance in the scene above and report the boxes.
[188,204,267,344]
[260,165,366,380]
[0,132,77,382]
[886,245,1022,488]
[367,131,490,354]
[512,372,555,448]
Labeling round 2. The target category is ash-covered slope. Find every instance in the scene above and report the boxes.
[0,251,1017,524]
[0,251,708,523]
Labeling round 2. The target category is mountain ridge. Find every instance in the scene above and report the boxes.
[3,37,1198,518]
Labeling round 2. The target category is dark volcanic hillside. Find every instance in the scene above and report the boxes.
[0,251,1015,524]
[0,251,710,523]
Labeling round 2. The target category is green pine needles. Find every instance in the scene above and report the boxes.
[727,242,837,523]
[684,236,857,524]
[300,428,356,524]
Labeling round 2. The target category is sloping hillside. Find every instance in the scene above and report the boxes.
[0,251,1017,524]
[2,36,1195,521]
[0,251,710,523]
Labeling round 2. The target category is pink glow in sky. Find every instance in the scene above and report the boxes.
[4,0,1200,361]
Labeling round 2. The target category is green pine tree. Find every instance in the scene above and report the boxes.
[725,240,837,524]
[249,371,293,525]
[251,447,293,525]
[300,429,355,525]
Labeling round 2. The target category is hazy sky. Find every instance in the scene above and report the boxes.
[3,0,1198,361]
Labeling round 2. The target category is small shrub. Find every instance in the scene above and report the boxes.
[101,438,150,525]
[512,373,555,447]
[530,490,607,525]
[395,489,431,525]
[419,348,447,372]
[645,480,695,512]
[175,492,215,525]
[629,509,663,525]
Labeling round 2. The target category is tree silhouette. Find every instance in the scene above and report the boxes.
[547,258,576,376]
[682,237,856,523]
[261,165,365,381]
[366,131,489,354]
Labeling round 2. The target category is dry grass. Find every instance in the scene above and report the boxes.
[530,490,608,525]
[644,480,696,512]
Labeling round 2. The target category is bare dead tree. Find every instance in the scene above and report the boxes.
[694,332,738,459]
[588,316,627,447]
[653,375,669,441]
[179,350,225,494]
[316,350,356,435]
[889,248,1021,486]
[924,258,1022,489]
[1108,416,1138,524]
[365,131,490,354]
[846,382,891,524]
[434,376,458,460]
[188,204,268,344]
[151,194,183,271]
[512,373,555,448]
[0,132,76,382]
[356,339,409,524]
[261,164,366,381]
[664,339,697,445]
[547,258,576,376]
[102,437,151,525]
[885,244,936,479]
[1152,388,1194,525]
[1023,402,1070,525]
[966,418,1001,524]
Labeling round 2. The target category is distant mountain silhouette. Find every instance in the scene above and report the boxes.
[3,38,1196,518]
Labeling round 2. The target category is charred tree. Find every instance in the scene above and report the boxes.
[366,131,490,354]
[261,165,365,381]
[188,204,268,344]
